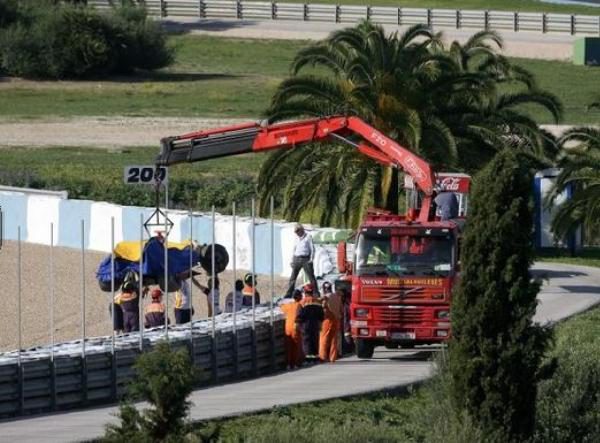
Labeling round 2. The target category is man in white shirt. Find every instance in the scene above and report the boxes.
[285,223,319,298]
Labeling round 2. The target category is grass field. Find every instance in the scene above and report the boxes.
[279,0,600,16]
[0,35,599,124]
[192,306,600,442]
[0,146,264,213]
[537,247,600,268]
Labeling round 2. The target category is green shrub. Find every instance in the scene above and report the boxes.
[103,342,199,442]
[535,309,600,443]
[449,149,552,441]
[0,0,19,29]
[0,3,173,79]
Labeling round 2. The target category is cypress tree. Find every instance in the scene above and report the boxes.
[449,149,551,441]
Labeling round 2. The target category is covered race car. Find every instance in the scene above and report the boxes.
[96,235,229,292]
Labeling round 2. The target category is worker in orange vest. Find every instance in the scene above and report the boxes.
[144,288,168,328]
[242,273,260,307]
[319,282,343,362]
[280,289,304,369]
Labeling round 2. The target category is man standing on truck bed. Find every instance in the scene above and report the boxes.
[285,223,319,298]
[434,189,459,221]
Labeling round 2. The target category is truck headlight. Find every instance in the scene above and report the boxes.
[355,308,369,317]
[437,310,449,319]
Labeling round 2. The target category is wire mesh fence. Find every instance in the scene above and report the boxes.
[0,198,287,418]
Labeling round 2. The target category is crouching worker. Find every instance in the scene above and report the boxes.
[297,284,324,363]
[120,282,140,333]
[144,288,168,328]
[280,289,304,369]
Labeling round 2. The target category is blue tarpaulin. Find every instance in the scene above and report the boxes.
[96,237,199,286]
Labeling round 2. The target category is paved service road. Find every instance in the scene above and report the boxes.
[163,18,577,60]
[1,262,599,442]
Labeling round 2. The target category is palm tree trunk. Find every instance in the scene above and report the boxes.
[386,168,399,214]
[377,166,399,213]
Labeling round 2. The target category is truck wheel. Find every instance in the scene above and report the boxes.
[356,339,375,359]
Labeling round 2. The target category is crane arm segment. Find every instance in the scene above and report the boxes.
[156,115,435,221]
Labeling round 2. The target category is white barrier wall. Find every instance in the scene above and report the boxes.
[0,190,341,276]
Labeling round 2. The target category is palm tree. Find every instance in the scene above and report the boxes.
[258,22,562,227]
[548,126,600,242]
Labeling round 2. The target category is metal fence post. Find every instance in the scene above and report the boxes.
[211,206,217,382]
[49,222,56,410]
[271,1,276,20]
[160,0,166,18]
[426,9,431,27]
[251,199,257,376]
[199,0,205,18]
[80,220,88,406]
[397,7,401,26]
[335,4,340,23]
[189,210,194,352]
[270,196,276,370]
[164,210,169,341]
[514,11,519,32]
[232,202,238,376]
[366,5,371,21]
[570,15,575,35]
[211,206,216,336]
[303,3,308,21]
[17,226,23,415]
[456,10,461,29]
[237,0,242,19]
[110,217,117,402]
[542,13,547,33]
[484,10,489,30]
[139,214,144,352]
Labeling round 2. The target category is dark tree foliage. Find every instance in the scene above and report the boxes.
[0,0,19,29]
[0,2,173,79]
[449,149,552,441]
[104,342,198,442]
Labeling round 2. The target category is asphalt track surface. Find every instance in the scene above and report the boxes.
[1,261,599,442]
[164,18,578,60]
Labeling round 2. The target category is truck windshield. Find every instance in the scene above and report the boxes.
[355,231,453,276]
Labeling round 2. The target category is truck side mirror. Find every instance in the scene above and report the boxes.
[337,241,347,273]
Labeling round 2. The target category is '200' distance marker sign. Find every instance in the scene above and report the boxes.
[123,166,168,185]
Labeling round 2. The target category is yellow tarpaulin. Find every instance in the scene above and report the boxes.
[114,239,193,262]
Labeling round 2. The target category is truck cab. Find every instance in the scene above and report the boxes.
[339,173,469,358]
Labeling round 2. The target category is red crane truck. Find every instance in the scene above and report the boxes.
[155,116,469,359]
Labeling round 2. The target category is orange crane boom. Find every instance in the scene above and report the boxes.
[156,116,435,222]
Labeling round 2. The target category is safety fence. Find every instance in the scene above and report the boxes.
[0,191,328,418]
[88,0,600,35]
[0,315,285,418]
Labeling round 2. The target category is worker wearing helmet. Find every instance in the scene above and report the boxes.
[120,282,140,333]
[242,273,260,307]
[279,289,304,369]
[319,283,343,363]
[144,288,168,328]
[296,283,324,363]
[285,223,319,299]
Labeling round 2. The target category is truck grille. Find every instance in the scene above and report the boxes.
[373,306,426,323]
[362,286,427,302]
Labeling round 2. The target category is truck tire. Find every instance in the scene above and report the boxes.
[355,339,375,359]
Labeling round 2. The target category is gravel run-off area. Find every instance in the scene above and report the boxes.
[0,116,246,148]
[0,241,290,352]
[0,116,579,149]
